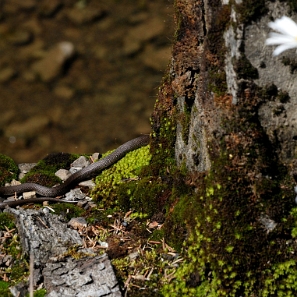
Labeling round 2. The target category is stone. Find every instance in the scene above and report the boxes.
[71,156,90,169]
[55,169,71,181]
[31,41,75,82]
[64,188,86,201]
[65,7,105,25]
[123,17,165,55]
[23,191,36,199]
[68,217,87,230]
[54,85,74,99]
[5,115,50,139]
[0,67,15,83]
[78,180,95,189]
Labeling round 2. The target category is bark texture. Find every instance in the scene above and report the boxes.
[152,0,297,296]
[6,208,121,297]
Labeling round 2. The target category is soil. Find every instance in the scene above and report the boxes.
[0,0,174,162]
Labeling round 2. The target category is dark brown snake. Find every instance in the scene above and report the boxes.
[0,135,150,208]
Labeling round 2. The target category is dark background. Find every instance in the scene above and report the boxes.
[0,0,174,162]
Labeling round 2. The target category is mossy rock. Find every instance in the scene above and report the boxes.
[21,152,79,187]
[0,154,18,186]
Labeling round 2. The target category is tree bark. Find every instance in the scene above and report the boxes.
[152,0,297,295]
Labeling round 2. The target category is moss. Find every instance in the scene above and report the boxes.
[21,152,79,186]
[235,0,268,25]
[111,242,176,297]
[235,55,259,80]
[28,288,47,297]
[206,3,230,96]
[51,203,85,221]
[281,56,297,74]
[90,145,151,209]
[277,90,290,103]
[161,100,297,295]
[117,176,169,217]
[0,281,13,297]
[0,213,16,230]
[0,154,18,186]
[0,213,29,292]
[63,245,94,260]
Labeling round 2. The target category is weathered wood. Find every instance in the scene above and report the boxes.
[6,208,82,266]
[5,208,122,297]
[43,254,122,297]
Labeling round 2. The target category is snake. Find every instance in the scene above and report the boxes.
[0,135,150,207]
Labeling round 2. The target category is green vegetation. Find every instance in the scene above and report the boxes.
[91,145,152,209]
[21,152,79,186]
[0,154,18,186]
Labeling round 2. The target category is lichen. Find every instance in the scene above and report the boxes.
[234,0,268,25]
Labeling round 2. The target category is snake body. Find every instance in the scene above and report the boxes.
[0,135,150,200]
[0,198,78,209]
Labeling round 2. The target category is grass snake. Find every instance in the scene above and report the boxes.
[0,135,150,207]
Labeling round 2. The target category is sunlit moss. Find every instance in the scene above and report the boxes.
[91,145,151,208]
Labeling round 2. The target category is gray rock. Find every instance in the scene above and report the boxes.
[68,217,87,229]
[55,169,71,181]
[64,188,86,201]
[78,179,95,189]
[71,156,90,169]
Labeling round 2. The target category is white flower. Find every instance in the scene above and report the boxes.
[266,16,297,56]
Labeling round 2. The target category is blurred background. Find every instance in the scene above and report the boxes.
[0,0,174,162]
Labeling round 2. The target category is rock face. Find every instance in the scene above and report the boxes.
[152,1,297,296]
[172,1,297,172]
[244,2,297,163]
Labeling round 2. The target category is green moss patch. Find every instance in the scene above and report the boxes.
[91,145,151,208]
[161,100,297,296]
[21,152,79,187]
[0,154,18,186]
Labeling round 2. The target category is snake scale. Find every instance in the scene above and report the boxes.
[0,135,150,208]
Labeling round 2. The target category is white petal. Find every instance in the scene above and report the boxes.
[273,43,297,56]
[266,33,296,45]
[269,16,297,37]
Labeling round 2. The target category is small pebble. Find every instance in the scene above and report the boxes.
[23,191,36,199]
[71,156,90,169]
[55,169,71,181]
[68,217,87,229]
